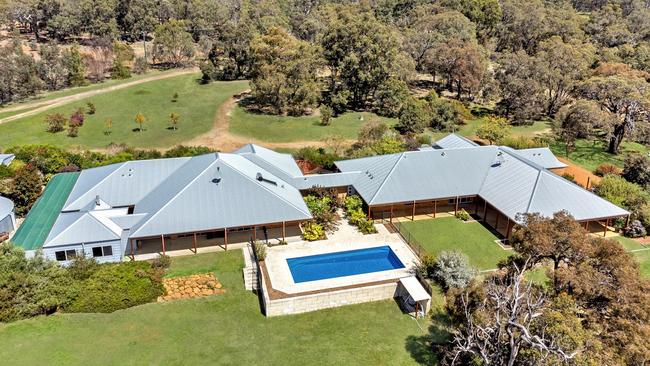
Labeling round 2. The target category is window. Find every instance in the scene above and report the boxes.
[54,249,77,261]
[92,245,113,258]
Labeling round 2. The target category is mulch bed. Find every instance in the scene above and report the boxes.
[158,273,225,302]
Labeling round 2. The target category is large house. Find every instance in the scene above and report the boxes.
[11,135,629,264]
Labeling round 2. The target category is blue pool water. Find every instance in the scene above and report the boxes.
[287,246,405,283]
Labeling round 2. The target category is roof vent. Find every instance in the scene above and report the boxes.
[441,152,446,156]
[211,178,221,184]
[256,172,277,186]
[95,195,101,206]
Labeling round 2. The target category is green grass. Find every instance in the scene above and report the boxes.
[611,236,646,251]
[229,106,397,142]
[0,70,181,120]
[0,74,249,149]
[0,250,443,365]
[549,139,649,172]
[632,250,650,278]
[397,217,512,270]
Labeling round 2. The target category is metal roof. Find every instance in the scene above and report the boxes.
[505,147,568,169]
[336,147,498,205]
[336,135,628,221]
[63,158,189,211]
[433,133,479,149]
[235,144,303,178]
[291,172,362,190]
[129,153,311,238]
[0,196,13,217]
[44,212,121,247]
[0,154,15,166]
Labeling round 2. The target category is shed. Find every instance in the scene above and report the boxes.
[398,276,431,317]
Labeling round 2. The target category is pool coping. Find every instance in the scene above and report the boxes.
[263,239,418,295]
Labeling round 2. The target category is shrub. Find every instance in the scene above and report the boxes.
[303,192,338,232]
[414,254,437,279]
[623,220,647,238]
[151,254,171,269]
[111,59,131,79]
[133,57,149,74]
[499,136,546,149]
[562,172,576,183]
[45,113,66,133]
[171,92,179,102]
[320,104,333,126]
[455,208,471,221]
[86,102,96,115]
[66,261,164,313]
[594,163,622,177]
[67,255,100,280]
[432,251,476,291]
[67,125,79,137]
[302,221,325,241]
[253,241,267,261]
[356,217,377,234]
[595,175,650,210]
[69,108,85,127]
[622,154,650,188]
[345,195,364,213]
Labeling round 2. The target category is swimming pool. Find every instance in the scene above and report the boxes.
[286,246,405,283]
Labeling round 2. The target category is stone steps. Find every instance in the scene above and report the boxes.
[242,245,259,291]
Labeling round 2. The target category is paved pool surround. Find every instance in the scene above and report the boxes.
[260,223,420,316]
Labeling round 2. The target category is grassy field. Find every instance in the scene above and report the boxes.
[0,74,248,149]
[229,106,397,142]
[0,70,185,120]
[397,217,512,270]
[0,250,446,365]
[549,139,649,172]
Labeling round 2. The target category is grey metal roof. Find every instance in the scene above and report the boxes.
[336,147,498,205]
[129,153,311,238]
[63,158,190,211]
[336,136,628,221]
[0,196,14,217]
[235,144,303,178]
[291,172,362,190]
[0,154,15,166]
[434,134,479,149]
[44,212,120,247]
[505,147,568,169]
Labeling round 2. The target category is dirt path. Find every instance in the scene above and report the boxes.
[555,157,601,189]
[186,93,354,151]
[0,68,199,125]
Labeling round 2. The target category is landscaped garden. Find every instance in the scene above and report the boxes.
[396,217,511,270]
[0,250,447,365]
[0,74,248,149]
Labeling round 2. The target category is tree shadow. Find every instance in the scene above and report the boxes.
[405,310,452,365]
[470,106,494,118]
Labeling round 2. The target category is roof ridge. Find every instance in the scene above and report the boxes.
[63,162,127,210]
[368,152,405,205]
[525,169,543,213]
[220,158,312,217]
[130,156,220,237]
[86,212,122,238]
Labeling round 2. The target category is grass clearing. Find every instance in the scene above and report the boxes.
[397,217,511,270]
[229,106,397,142]
[632,250,650,278]
[0,70,181,119]
[0,74,248,149]
[0,250,444,365]
[549,139,649,172]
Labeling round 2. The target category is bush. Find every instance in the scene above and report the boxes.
[303,192,338,232]
[67,125,79,137]
[45,113,66,133]
[344,195,377,234]
[455,208,471,221]
[345,195,364,212]
[623,220,647,238]
[356,217,377,234]
[133,57,149,74]
[622,154,650,188]
[69,108,85,127]
[151,254,171,269]
[414,254,437,279]
[499,136,546,149]
[595,175,650,210]
[432,251,476,291]
[66,261,164,313]
[86,102,96,115]
[320,104,333,126]
[594,163,622,177]
[302,221,325,241]
[253,241,267,261]
[562,173,576,183]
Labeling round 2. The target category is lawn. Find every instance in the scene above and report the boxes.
[549,138,649,172]
[396,217,512,270]
[632,250,650,278]
[0,74,249,149]
[0,250,446,365]
[0,70,181,120]
[229,106,397,142]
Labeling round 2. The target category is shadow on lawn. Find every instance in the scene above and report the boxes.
[405,310,452,365]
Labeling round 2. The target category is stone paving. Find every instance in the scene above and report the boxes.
[157,273,225,302]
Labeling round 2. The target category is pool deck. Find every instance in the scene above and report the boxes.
[264,222,418,294]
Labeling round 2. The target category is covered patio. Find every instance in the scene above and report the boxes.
[129,221,304,259]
